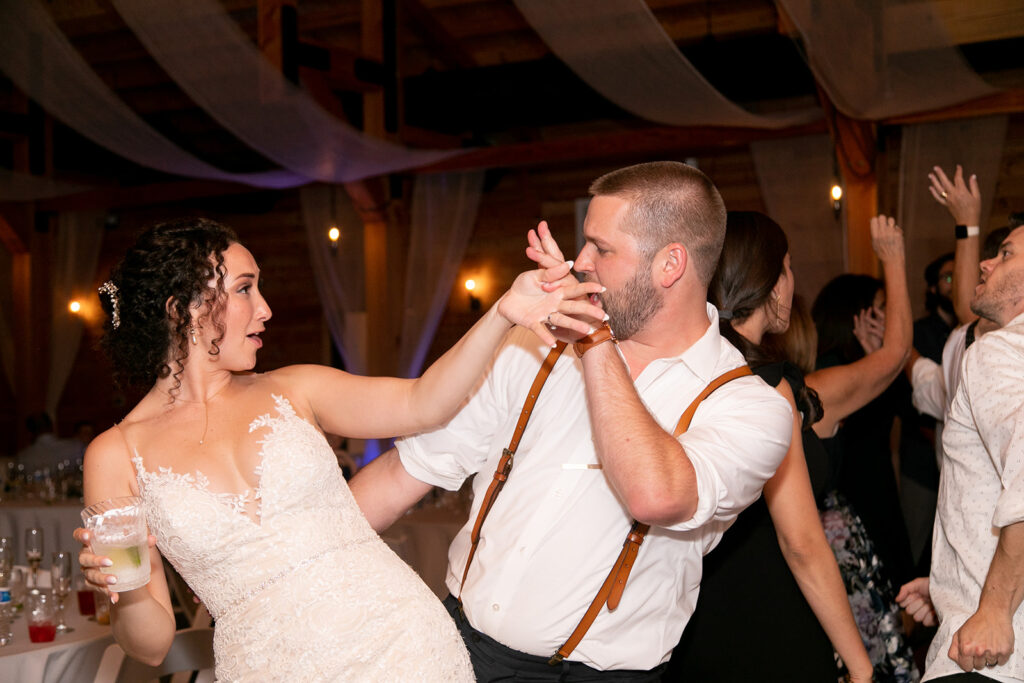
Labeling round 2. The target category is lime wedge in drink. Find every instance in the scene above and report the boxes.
[106,546,142,568]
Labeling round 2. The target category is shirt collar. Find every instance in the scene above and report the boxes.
[642,302,723,384]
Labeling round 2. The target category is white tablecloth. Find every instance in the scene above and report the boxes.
[0,574,114,683]
[0,503,84,568]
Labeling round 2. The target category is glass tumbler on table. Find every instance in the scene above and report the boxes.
[26,591,56,643]
[51,551,73,633]
[24,528,43,590]
[81,496,151,592]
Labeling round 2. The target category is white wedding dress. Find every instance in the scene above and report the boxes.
[132,394,474,682]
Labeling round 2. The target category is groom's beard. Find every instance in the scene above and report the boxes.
[597,268,664,340]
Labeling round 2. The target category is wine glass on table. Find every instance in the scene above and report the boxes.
[24,528,43,591]
[50,551,73,633]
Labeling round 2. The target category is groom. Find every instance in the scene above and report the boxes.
[351,161,792,680]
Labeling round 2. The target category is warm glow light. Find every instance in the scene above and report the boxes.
[830,184,843,202]
[328,226,340,242]
[464,279,476,291]
[68,300,81,314]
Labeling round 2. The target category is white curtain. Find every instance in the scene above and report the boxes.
[111,0,464,183]
[898,116,1008,318]
[513,0,818,129]
[751,134,845,303]
[46,211,105,419]
[0,0,306,189]
[300,185,369,376]
[399,171,485,378]
[776,0,995,120]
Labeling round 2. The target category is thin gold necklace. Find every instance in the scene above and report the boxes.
[156,383,230,445]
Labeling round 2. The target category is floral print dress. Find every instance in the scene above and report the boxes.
[821,490,919,682]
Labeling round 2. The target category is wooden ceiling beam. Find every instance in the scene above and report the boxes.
[398,0,478,70]
[31,179,266,213]
[882,90,1024,126]
[415,119,827,173]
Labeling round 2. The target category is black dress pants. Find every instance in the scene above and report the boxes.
[443,594,666,682]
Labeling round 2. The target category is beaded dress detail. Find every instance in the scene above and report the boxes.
[132,394,473,682]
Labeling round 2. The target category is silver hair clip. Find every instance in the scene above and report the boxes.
[98,280,121,329]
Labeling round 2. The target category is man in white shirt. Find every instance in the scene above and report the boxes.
[899,224,1024,682]
[350,161,792,680]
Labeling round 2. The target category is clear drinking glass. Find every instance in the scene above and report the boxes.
[24,528,42,589]
[26,591,56,643]
[81,496,151,592]
[50,552,73,633]
[0,536,12,647]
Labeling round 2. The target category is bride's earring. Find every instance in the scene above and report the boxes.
[189,324,198,346]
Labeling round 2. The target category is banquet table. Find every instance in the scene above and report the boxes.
[0,502,84,567]
[0,574,114,683]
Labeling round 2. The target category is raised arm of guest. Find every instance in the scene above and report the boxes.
[807,216,913,438]
[929,164,982,325]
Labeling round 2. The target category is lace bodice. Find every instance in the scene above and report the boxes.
[133,394,472,682]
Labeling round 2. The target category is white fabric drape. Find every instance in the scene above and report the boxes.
[399,171,485,378]
[300,185,369,376]
[897,116,1008,318]
[111,0,464,184]
[46,211,105,420]
[513,0,818,129]
[0,0,307,189]
[0,168,92,202]
[776,0,995,120]
[750,134,845,303]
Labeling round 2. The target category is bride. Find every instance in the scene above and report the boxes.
[75,217,604,681]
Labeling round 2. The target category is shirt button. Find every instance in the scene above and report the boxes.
[492,603,500,612]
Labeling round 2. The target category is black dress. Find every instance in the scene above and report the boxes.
[665,362,837,682]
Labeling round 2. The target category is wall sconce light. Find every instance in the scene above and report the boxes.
[830,183,843,215]
[68,300,82,314]
[328,225,340,249]
[465,279,481,311]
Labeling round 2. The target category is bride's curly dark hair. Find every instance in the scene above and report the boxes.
[99,217,238,395]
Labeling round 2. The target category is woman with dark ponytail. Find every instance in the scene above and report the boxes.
[666,211,873,682]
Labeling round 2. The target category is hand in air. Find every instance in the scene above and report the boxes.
[499,229,606,347]
[74,526,157,605]
[896,577,937,627]
[853,307,885,354]
[929,165,981,227]
[869,215,905,265]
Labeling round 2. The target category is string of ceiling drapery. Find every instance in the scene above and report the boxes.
[110,0,464,184]
[512,0,819,129]
[0,0,308,189]
[775,0,996,120]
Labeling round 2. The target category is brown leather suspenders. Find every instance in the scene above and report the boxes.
[456,342,753,665]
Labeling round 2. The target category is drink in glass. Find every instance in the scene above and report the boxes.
[26,592,56,643]
[75,575,96,616]
[81,496,151,592]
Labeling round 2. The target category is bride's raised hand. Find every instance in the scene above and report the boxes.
[497,261,606,347]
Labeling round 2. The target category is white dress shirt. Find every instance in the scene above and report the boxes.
[398,304,792,671]
[926,311,1024,682]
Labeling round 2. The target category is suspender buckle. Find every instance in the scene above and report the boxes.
[547,653,564,666]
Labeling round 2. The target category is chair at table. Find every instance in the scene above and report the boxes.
[91,626,215,683]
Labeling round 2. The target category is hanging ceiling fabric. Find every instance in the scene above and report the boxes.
[111,0,464,184]
[513,0,819,129]
[0,0,308,189]
[776,0,996,120]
